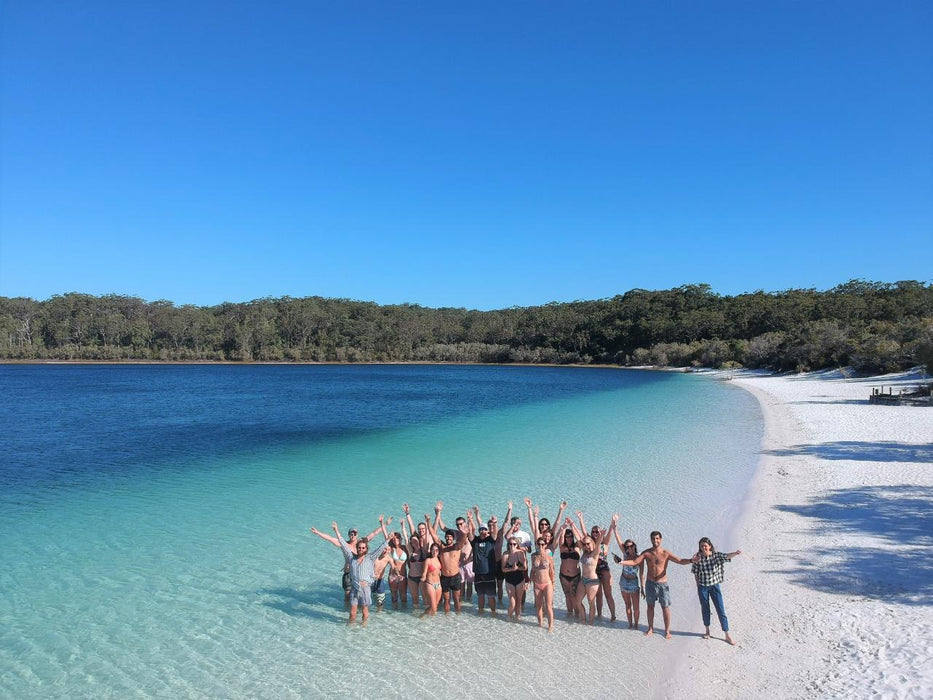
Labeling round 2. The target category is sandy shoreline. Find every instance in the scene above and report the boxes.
[658,369,933,699]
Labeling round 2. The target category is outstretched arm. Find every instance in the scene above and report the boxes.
[309,526,340,547]
[362,521,383,544]
[622,551,647,566]
[725,549,743,559]
[669,552,693,566]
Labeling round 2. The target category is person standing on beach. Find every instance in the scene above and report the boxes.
[468,508,499,615]
[333,516,391,625]
[309,522,383,604]
[691,537,742,645]
[622,530,692,639]
[427,502,467,614]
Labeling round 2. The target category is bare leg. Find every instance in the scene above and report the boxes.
[535,586,544,627]
[545,584,555,631]
[600,570,616,621]
[662,606,672,639]
[348,602,358,624]
[453,589,462,614]
[645,603,655,636]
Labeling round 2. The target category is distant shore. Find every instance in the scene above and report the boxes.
[660,368,932,699]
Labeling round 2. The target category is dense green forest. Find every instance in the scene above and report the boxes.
[1,281,931,373]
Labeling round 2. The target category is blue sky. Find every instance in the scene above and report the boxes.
[1,2,931,310]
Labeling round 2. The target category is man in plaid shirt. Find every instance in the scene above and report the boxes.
[690,537,742,645]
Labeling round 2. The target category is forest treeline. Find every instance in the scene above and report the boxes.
[1,281,932,373]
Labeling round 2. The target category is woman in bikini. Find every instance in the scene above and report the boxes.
[556,518,585,620]
[531,535,555,631]
[575,511,604,625]
[591,523,617,622]
[500,528,528,622]
[525,498,566,545]
[406,531,425,608]
[421,540,442,617]
[613,525,646,630]
[388,524,409,608]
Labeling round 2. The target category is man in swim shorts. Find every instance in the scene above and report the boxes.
[429,502,467,614]
[469,517,498,615]
[622,531,692,639]
[456,515,475,603]
[333,516,391,625]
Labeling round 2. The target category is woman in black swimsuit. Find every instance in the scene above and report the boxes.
[501,525,528,622]
[556,518,585,620]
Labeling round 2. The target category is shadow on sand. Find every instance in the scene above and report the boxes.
[773,485,933,606]
[764,440,933,463]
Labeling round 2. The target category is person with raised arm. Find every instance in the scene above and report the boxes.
[574,510,606,625]
[691,537,742,645]
[556,516,585,620]
[387,521,409,608]
[332,515,391,625]
[500,519,528,622]
[434,501,475,602]
[622,530,693,639]
[420,514,443,617]
[427,501,468,614]
[310,520,383,604]
[526,497,566,543]
[530,533,556,631]
[495,501,513,603]
[469,506,499,615]
[577,511,617,622]
[612,520,646,630]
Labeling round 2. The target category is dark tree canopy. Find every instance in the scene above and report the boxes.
[1,281,930,373]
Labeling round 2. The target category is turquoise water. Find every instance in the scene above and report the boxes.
[0,365,761,698]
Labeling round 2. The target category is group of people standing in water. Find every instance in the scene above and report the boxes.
[310,498,741,644]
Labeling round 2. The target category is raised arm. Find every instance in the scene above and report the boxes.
[403,503,416,536]
[524,497,537,538]
[425,514,440,545]
[552,501,568,534]
[434,501,447,534]
[725,549,743,559]
[361,521,383,544]
[309,526,340,547]
[575,510,588,537]
[602,515,617,546]
[550,519,567,552]
[332,521,353,558]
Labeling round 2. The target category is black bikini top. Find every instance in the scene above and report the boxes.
[560,550,580,561]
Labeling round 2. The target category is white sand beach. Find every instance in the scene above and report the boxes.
[660,369,933,699]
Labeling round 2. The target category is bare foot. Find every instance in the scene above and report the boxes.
[664,630,672,639]
[725,633,735,645]
[702,632,711,640]
[644,629,654,637]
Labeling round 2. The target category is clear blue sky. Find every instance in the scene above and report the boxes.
[1,2,931,310]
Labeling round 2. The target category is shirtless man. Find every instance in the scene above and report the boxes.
[622,529,692,639]
[428,502,467,614]
[434,502,474,603]
[310,521,384,604]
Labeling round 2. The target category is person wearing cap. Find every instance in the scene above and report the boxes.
[468,506,499,615]
[310,521,383,604]
[333,515,391,625]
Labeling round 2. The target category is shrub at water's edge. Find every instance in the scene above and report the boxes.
[0,280,930,373]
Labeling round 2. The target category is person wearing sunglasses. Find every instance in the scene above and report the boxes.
[331,515,391,625]
[500,526,529,622]
[310,521,383,605]
[613,526,646,630]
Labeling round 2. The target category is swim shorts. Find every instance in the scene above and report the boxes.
[645,580,671,607]
[440,573,462,592]
[474,572,496,597]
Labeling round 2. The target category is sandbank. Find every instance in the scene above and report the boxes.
[659,369,933,699]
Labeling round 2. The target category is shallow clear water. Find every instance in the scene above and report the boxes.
[0,364,761,699]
